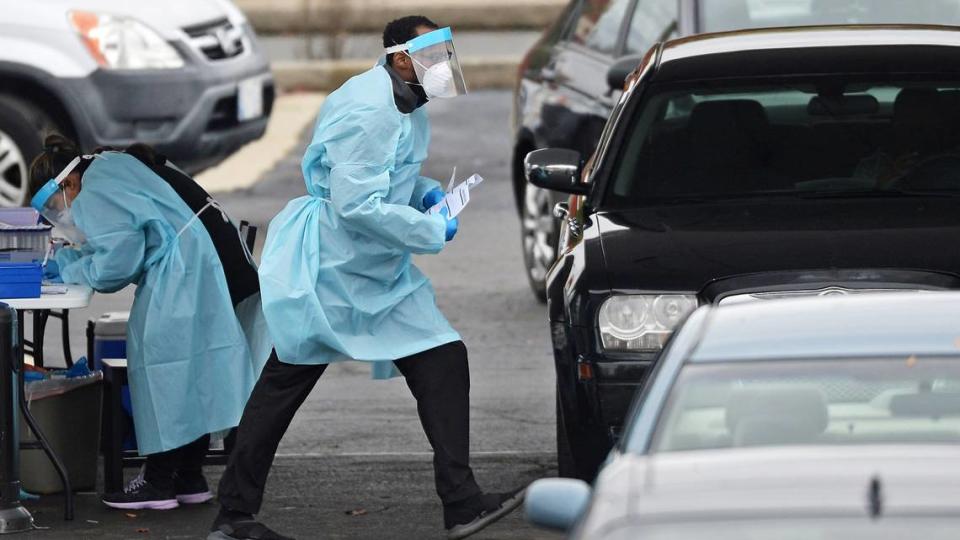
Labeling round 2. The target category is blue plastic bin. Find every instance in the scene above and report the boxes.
[0,263,41,299]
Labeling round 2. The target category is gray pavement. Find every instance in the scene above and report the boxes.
[23,90,562,539]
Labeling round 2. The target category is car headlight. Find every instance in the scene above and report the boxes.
[69,11,185,70]
[598,294,698,352]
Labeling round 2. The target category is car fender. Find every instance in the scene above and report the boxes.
[0,61,97,145]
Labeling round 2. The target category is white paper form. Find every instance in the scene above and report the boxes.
[427,174,484,219]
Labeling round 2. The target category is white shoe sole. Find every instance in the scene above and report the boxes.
[103,498,179,510]
[177,491,214,504]
[447,489,526,540]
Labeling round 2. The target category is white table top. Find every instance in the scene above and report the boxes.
[0,284,93,310]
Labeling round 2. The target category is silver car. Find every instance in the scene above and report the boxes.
[526,292,960,538]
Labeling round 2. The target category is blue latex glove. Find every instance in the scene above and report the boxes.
[440,207,459,242]
[422,188,445,211]
[43,259,62,283]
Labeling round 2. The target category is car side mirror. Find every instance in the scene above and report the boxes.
[524,478,592,532]
[524,148,589,195]
[607,54,643,91]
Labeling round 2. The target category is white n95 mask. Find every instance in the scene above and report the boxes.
[421,61,457,99]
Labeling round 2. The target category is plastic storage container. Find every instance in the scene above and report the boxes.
[0,209,51,264]
[0,263,41,299]
[19,373,103,494]
[91,312,128,371]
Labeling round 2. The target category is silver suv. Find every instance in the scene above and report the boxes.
[0,0,274,206]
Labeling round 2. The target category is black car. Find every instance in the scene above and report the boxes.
[512,0,960,300]
[526,24,960,480]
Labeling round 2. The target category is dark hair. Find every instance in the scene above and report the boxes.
[383,15,438,66]
[28,134,82,200]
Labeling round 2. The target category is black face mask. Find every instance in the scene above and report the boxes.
[408,82,429,106]
[384,63,428,113]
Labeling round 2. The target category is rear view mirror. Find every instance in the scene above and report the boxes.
[524,478,592,532]
[524,148,589,195]
[808,95,879,116]
[607,55,644,91]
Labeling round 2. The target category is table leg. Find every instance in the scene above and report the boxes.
[102,365,124,494]
[59,310,73,368]
[31,311,46,369]
[16,311,73,521]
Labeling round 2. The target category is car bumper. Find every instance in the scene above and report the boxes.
[586,357,653,432]
[58,47,274,173]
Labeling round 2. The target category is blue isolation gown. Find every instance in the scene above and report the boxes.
[258,65,460,369]
[56,152,260,455]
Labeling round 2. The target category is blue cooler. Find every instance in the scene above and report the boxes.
[88,312,136,450]
[0,263,41,299]
[90,312,128,371]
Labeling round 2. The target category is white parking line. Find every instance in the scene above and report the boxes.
[196,92,325,194]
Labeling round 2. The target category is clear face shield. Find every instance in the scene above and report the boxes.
[30,156,88,245]
[387,27,467,100]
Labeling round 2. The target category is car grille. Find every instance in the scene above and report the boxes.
[183,18,245,61]
[718,287,923,306]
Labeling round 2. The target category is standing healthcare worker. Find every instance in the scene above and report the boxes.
[28,135,269,511]
[209,16,523,540]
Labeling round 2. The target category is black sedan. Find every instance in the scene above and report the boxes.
[512,0,960,300]
[527,24,960,480]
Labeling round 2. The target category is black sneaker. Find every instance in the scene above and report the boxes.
[444,488,526,540]
[102,475,179,511]
[174,472,213,505]
[208,511,295,540]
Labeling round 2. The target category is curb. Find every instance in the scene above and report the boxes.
[243,2,565,33]
[273,57,520,93]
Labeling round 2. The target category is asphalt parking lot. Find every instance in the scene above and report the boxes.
[24,90,564,539]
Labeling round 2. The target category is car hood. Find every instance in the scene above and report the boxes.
[595,198,960,296]
[579,445,960,531]
[28,0,240,37]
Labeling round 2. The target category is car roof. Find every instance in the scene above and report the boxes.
[654,25,960,82]
[601,446,960,520]
[689,292,960,362]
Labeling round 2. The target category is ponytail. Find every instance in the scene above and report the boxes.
[28,134,82,199]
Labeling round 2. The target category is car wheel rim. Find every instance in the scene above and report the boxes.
[522,184,556,283]
[0,129,27,207]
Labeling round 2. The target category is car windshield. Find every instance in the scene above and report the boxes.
[699,0,960,33]
[606,79,960,207]
[606,518,957,540]
[651,357,960,452]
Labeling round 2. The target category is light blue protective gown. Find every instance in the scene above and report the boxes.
[56,152,260,455]
[259,65,460,368]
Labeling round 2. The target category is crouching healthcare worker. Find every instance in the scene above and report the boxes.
[29,135,269,511]
[209,16,522,540]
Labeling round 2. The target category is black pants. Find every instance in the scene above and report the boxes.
[143,434,211,490]
[218,341,482,515]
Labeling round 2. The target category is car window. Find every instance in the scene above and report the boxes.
[624,0,679,55]
[650,357,960,452]
[699,0,960,33]
[569,0,631,55]
[606,78,960,208]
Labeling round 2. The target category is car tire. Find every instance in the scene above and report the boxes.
[0,94,58,207]
[521,181,559,303]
